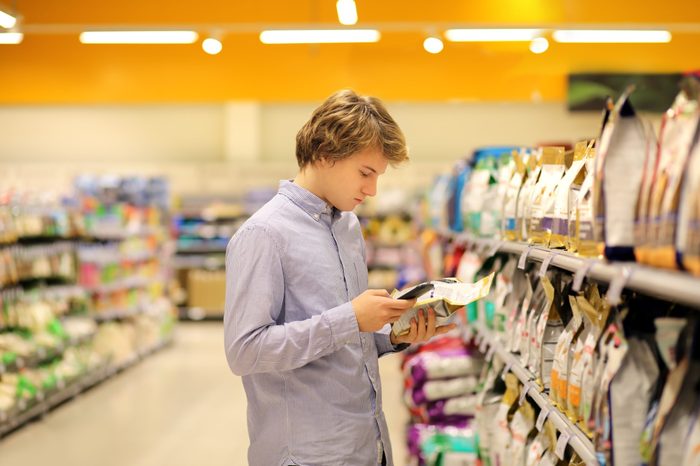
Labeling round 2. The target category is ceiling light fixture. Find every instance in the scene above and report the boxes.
[529,37,549,54]
[0,8,16,29]
[552,29,672,43]
[444,28,542,42]
[0,31,21,44]
[423,36,444,54]
[336,0,358,26]
[259,29,380,44]
[202,37,223,55]
[79,30,199,44]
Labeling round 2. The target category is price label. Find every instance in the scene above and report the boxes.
[485,346,496,363]
[539,251,561,277]
[518,247,532,270]
[501,361,513,381]
[536,407,551,431]
[555,430,572,460]
[606,266,634,306]
[572,260,596,292]
[519,382,532,405]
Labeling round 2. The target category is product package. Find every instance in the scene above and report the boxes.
[545,143,589,249]
[517,152,542,242]
[551,294,583,409]
[645,90,700,269]
[568,141,599,256]
[503,150,528,241]
[594,89,654,261]
[391,273,494,337]
[528,147,567,246]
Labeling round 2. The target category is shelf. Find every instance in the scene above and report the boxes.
[176,246,227,255]
[0,337,173,438]
[91,306,144,322]
[469,322,598,466]
[443,231,700,310]
[0,332,96,375]
[83,276,156,294]
[178,306,223,321]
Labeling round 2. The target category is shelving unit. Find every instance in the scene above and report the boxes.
[469,322,599,465]
[172,196,248,320]
[441,231,700,309]
[0,337,173,437]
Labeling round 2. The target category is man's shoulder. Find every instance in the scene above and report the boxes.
[229,196,289,246]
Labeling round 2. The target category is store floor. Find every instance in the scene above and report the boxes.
[0,323,410,466]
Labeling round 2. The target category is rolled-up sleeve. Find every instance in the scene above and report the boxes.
[224,224,359,376]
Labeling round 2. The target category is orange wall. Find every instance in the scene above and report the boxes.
[1,0,699,103]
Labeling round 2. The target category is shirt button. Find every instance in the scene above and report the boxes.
[313,214,320,220]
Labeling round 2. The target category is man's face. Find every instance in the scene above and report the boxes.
[316,146,388,212]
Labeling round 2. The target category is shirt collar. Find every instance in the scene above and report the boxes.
[278,180,335,221]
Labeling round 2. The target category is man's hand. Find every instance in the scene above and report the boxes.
[351,289,416,333]
[389,307,457,346]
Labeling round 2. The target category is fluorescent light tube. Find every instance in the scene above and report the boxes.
[444,29,541,42]
[260,29,380,44]
[336,0,358,26]
[0,32,22,44]
[80,30,199,44]
[552,30,671,43]
[0,9,16,29]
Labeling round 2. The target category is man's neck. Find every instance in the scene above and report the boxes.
[293,167,328,204]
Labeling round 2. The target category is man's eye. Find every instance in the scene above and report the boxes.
[360,171,370,177]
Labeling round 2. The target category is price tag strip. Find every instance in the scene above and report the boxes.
[536,406,551,431]
[518,246,533,270]
[539,251,562,277]
[572,259,597,292]
[555,430,572,460]
[606,266,635,306]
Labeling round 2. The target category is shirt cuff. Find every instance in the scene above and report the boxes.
[324,302,360,350]
[374,325,410,356]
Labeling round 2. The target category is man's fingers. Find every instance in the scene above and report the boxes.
[426,307,436,336]
[416,310,427,341]
[435,324,457,335]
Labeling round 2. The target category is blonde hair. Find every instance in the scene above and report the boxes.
[295,90,408,168]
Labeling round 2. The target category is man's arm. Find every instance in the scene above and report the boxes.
[224,225,359,377]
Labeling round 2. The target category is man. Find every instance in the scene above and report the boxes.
[224,90,455,466]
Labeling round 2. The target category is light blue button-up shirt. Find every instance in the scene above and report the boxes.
[224,180,399,466]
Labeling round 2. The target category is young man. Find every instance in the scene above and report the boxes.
[224,90,455,466]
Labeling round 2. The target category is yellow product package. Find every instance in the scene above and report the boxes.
[528,147,566,245]
[390,273,494,337]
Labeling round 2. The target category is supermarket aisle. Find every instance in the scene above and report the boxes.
[0,323,409,466]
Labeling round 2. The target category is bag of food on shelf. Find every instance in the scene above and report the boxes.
[676,78,700,275]
[412,375,480,405]
[578,289,611,435]
[524,276,548,370]
[493,373,520,465]
[533,275,563,393]
[593,89,652,261]
[408,351,484,384]
[427,395,479,421]
[609,334,661,466]
[475,359,506,466]
[509,401,536,466]
[528,147,567,246]
[494,152,516,239]
[512,274,534,355]
[551,294,582,408]
[633,117,662,266]
[655,317,687,371]
[646,91,700,269]
[650,322,700,466]
[518,277,539,367]
[503,149,528,241]
[517,151,543,242]
[565,294,597,423]
[462,154,496,237]
[545,142,589,249]
[492,258,518,341]
[590,317,628,464]
[568,146,598,257]
[681,399,700,466]
[505,267,530,353]
[527,275,555,382]
[525,418,556,466]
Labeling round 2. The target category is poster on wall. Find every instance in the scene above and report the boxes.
[568,73,682,112]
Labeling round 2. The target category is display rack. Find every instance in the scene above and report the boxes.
[441,231,700,310]
[172,196,248,320]
[0,337,173,437]
[469,322,599,465]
